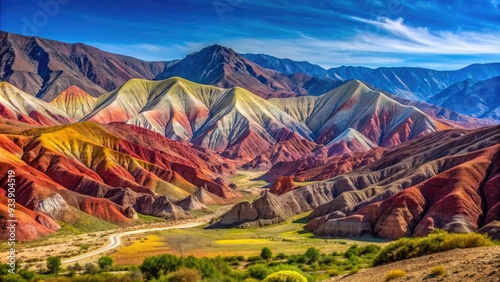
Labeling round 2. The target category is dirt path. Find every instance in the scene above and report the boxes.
[61,221,204,265]
[327,246,500,282]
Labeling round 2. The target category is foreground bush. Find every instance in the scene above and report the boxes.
[385,269,406,281]
[263,270,308,282]
[430,265,446,276]
[374,230,494,266]
[140,254,231,281]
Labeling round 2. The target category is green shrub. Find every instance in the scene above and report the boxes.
[374,230,494,266]
[18,269,36,280]
[385,269,407,281]
[140,254,182,280]
[344,244,360,258]
[168,268,202,282]
[430,265,446,276]
[47,256,62,275]
[84,263,99,274]
[247,256,263,262]
[359,244,381,256]
[0,274,26,282]
[98,256,113,269]
[262,270,308,282]
[261,247,273,260]
[247,264,270,280]
[304,247,320,263]
[275,253,287,260]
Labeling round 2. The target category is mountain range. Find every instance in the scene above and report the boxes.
[0,31,499,242]
[2,30,499,110]
[243,53,500,102]
[428,76,500,120]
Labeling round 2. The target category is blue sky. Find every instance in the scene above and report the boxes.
[1,0,499,69]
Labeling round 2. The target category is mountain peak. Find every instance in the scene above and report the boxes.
[326,128,376,147]
[50,86,97,120]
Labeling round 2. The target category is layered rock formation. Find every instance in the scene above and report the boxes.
[0,121,239,239]
[217,126,500,239]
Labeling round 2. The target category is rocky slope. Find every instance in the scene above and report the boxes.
[216,126,500,238]
[0,82,75,125]
[0,120,239,239]
[328,246,500,282]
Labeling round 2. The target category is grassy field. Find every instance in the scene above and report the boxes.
[112,213,388,266]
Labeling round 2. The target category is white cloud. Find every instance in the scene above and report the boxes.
[89,17,500,69]
[348,16,500,54]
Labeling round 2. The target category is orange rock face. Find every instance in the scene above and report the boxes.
[269,176,296,196]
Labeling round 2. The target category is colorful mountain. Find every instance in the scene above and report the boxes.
[49,85,97,119]
[82,77,314,162]
[0,82,75,125]
[77,78,449,166]
[0,121,239,239]
[269,80,449,146]
[216,126,500,239]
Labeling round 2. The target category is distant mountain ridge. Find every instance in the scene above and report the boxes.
[428,76,500,120]
[155,44,343,98]
[243,53,500,101]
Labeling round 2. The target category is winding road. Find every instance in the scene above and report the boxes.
[61,221,207,265]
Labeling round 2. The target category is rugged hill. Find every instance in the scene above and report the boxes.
[0,121,239,240]
[82,77,313,162]
[216,126,500,240]
[0,31,175,101]
[243,53,500,101]
[156,45,341,98]
[80,78,446,166]
[0,82,75,125]
[269,80,448,146]
[49,85,97,119]
[428,76,500,120]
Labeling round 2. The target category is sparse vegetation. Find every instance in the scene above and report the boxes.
[305,247,320,263]
[430,265,447,276]
[261,247,273,260]
[46,256,61,275]
[374,230,495,266]
[263,270,308,282]
[385,269,407,281]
